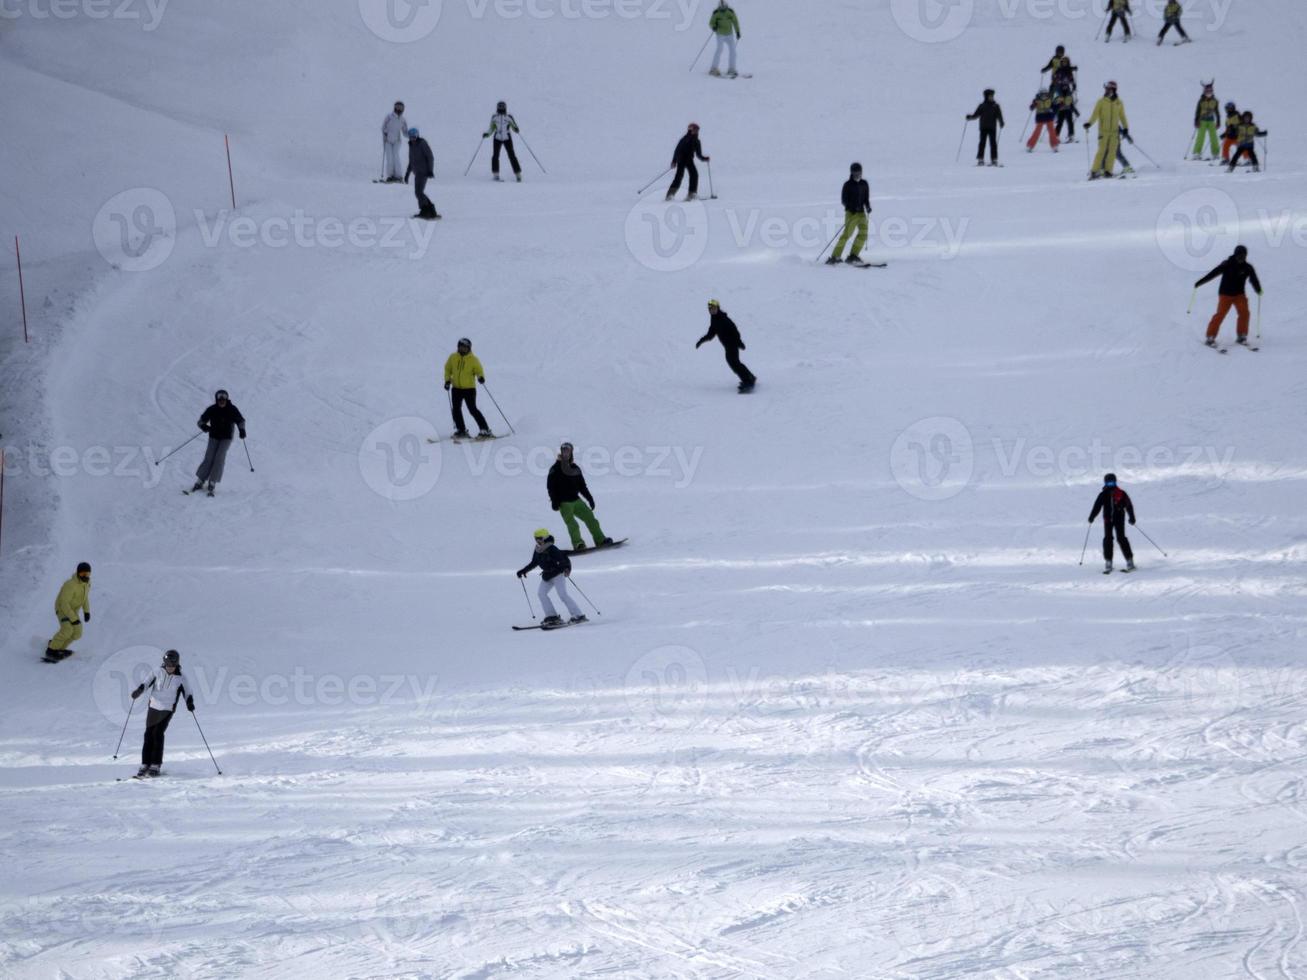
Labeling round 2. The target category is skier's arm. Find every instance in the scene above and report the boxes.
[510,115,519,133]
[1194,262,1224,288]
[1124,493,1136,524]
[55,582,75,621]
[546,468,563,509]
[484,116,494,138]
[997,106,1005,127]
[696,139,709,162]
[198,406,213,431]
[731,10,740,37]
[1250,266,1262,294]
[232,404,246,438]
[695,329,714,348]
[1088,491,1105,522]
[578,474,595,509]
[470,355,485,382]
[517,552,541,577]
[443,355,455,385]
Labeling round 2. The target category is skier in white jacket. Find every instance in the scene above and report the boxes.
[129,649,195,777]
[484,101,523,182]
[381,100,408,182]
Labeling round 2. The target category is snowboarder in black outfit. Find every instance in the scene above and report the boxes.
[548,443,613,552]
[966,89,1005,166]
[1088,473,1135,573]
[405,127,440,220]
[516,528,586,627]
[130,649,194,777]
[696,299,756,392]
[667,123,710,202]
[192,389,245,496]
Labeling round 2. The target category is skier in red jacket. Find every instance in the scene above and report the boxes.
[1088,473,1135,573]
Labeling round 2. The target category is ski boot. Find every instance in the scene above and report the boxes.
[206,482,216,497]
[1205,338,1218,347]
[665,189,676,201]
[493,174,503,182]
[515,173,522,183]
[571,542,588,553]
[1122,166,1136,175]
[1125,559,1136,572]
[568,615,588,625]
[824,255,844,265]
[146,765,161,777]
[541,614,564,628]
[135,765,150,778]
[976,159,985,167]
[846,255,870,267]
[1252,164,1261,173]
[685,192,698,201]
[1236,336,1249,346]
[453,429,470,440]
[599,537,614,547]
[191,480,204,492]
[708,67,721,77]
[1103,560,1113,574]
[726,70,738,79]
[477,428,494,439]
[1089,171,1103,180]
[737,381,756,393]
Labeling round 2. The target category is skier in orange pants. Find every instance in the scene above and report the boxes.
[1026,89,1059,152]
[1195,245,1262,347]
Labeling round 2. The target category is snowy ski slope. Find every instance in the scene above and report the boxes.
[2,1,1307,976]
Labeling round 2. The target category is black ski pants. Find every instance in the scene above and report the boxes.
[669,161,699,196]
[1106,12,1131,37]
[142,707,174,767]
[977,127,999,162]
[723,345,755,385]
[492,137,521,176]
[451,387,489,433]
[413,174,436,217]
[1229,145,1259,169]
[1055,109,1076,139]
[1102,513,1134,563]
[1158,18,1188,40]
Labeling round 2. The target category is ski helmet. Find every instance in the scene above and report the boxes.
[1225,101,1236,111]
[497,101,507,112]
[983,88,995,97]
[407,127,419,138]
[394,101,405,110]
[76,561,91,574]
[1105,80,1118,91]
[1055,44,1065,54]
[1103,473,1117,486]
[850,161,862,174]
[163,649,181,666]
[533,528,553,541]
[215,389,229,401]
[707,298,720,310]
[457,337,471,350]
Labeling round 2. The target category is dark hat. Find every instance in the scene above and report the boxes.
[76,561,92,574]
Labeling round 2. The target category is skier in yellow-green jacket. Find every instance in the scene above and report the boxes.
[45,562,92,662]
[1085,80,1129,178]
[443,337,492,440]
[708,1,741,78]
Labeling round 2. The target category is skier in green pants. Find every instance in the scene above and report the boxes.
[547,442,613,552]
[1192,82,1220,160]
[826,162,873,267]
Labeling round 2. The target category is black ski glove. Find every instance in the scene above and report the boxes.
[517,569,528,578]
[1129,517,1136,525]
[552,503,560,511]
[199,421,209,431]
[695,340,705,348]
[186,695,195,712]
[478,377,485,384]
[131,684,144,699]
[83,612,90,623]
[444,381,452,391]
[585,498,596,511]
[738,342,746,350]
[238,429,246,439]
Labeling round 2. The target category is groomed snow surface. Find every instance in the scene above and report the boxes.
[2,1,1307,977]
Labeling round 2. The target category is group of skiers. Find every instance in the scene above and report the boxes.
[1100,0,1192,45]
[1189,83,1268,170]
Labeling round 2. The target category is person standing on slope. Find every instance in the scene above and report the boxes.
[548,442,612,552]
[1040,45,1077,96]
[381,100,408,182]
[826,162,873,267]
[966,89,1005,166]
[192,389,246,497]
[1104,0,1132,41]
[405,128,440,220]
[1054,89,1080,142]
[667,123,710,201]
[1191,82,1220,160]
[1220,102,1241,163]
[517,529,586,628]
[1226,111,1267,173]
[44,561,91,662]
[130,649,195,777]
[444,337,492,439]
[1195,245,1262,347]
[708,0,742,78]
[697,299,756,392]
[1088,473,1135,573]
[1157,1,1190,44]
[1026,89,1059,152]
[484,101,522,182]
[1085,80,1128,179]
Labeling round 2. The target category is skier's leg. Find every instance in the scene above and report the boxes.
[464,389,490,431]
[711,34,725,72]
[559,501,585,548]
[725,346,754,384]
[1233,295,1250,338]
[451,389,469,433]
[1206,294,1233,339]
[1247,147,1260,170]
[687,162,699,196]
[1115,517,1134,562]
[1177,20,1188,39]
[491,139,502,176]
[206,439,231,484]
[1049,123,1060,149]
[668,164,686,195]
[571,500,607,545]
[553,578,584,618]
[1158,21,1171,41]
[48,619,79,652]
[1221,137,1235,162]
[504,137,522,176]
[1102,525,1114,562]
[537,579,558,619]
[726,34,737,74]
[986,128,999,161]
[195,437,218,482]
[849,212,869,258]
[1026,124,1039,151]
[831,212,856,260]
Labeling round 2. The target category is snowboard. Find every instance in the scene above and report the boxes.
[41,649,75,663]
[562,538,628,556]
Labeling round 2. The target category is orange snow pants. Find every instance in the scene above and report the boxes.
[1206,294,1249,340]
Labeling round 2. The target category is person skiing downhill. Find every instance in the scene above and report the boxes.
[44,562,91,662]
[697,299,756,392]
[1104,0,1132,41]
[405,128,440,220]
[1054,89,1080,142]
[966,89,1005,165]
[484,101,522,182]
[1196,245,1262,347]
[192,389,246,496]
[1040,45,1077,96]
[1085,81,1129,178]
[130,649,195,777]
[547,442,612,552]
[1192,82,1220,160]
[667,123,710,201]
[517,529,586,628]
[1088,473,1135,573]
[1221,102,1241,163]
[1227,111,1267,172]
[827,162,873,266]
[381,101,408,182]
[708,1,741,78]
[1158,1,1190,44]
[1026,89,1059,152]
[444,337,492,439]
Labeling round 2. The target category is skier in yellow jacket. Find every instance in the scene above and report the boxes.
[443,337,492,439]
[1085,80,1129,178]
[45,562,92,662]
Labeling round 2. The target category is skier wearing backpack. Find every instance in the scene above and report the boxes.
[516,529,586,628]
[1104,0,1132,41]
[966,89,1005,166]
[44,562,91,662]
[191,389,246,496]
[697,299,756,392]
[1085,80,1129,178]
[1088,473,1135,573]
[667,123,710,201]
[1040,46,1077,96]
[1220,102,1241,162]
[443,337,492,439]
[381,100,408,182]
[129,649,195,777]
[1195,245,1262,347]
[547,442,613,552]
[1227,111,1267,172]
[483,101,522,182]
[1191,82,1220,160]
[1157,1,1189,44]
[826,162,873,267]
[1054,89,1080,142]
[708,1,741,79]
[1026,89,1059,152]
[405,128,440,220]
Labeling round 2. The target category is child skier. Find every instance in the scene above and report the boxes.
[826,162,873,266]
[443,337,492,439]
[129,649,195,777]
[966,89,1005,166]
[1157,1,1189,44]
[1221,102,1241,162]
[1088,473,1135,573]
[1227,111,1267,172]
[708,1,742,78]
[696,299,756,392]
[667,123,710,201]
[192,389,246,496]
[1040,46,1077,96]
[1026,89,1059,152]
[1195,245,1262,347]
[1054,89,1080,142]
[517,529,587,628]
[44,562,91,662]
[1104,0,1132,41]
[1191,82,1220,160]
[1085,81,1128,178]
[483,101,522,182]
[547,442,612,552]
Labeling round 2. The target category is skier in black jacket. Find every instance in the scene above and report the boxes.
[404,127,440,220]
[966,89,1005,166]
[192,389,246,496]
[517,528,586,627]
[1088,472,1135,573]
[666,122,710,201]
[696,299,756,392]
[1196,244,1262,347]
[547,442,612,551]
[826,162,872,266]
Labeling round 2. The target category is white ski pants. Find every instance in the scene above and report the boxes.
[711,34,737,73]
[383,140,405,180]
[538,576,582,619]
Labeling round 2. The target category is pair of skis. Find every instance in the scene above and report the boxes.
[512,539,627,630]
[1206,340,1259,354]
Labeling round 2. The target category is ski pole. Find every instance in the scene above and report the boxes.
[112,696,137,759]
[480,381,515,435]
[569,576,602,615]
[1183,127,1196,160]
[706,160,717,199]
[1128,136,1161,169]
[1134,525,1168,557]
[1078,521,1093,565]
[151,429,205,466]
[1186,286,1197,314]
[1019,108,1033,143]
[191,709,222,774]
[463,136,486,177]
[637,166,674,196]
[689,31,712,72]
[520,576,536,620]
[1256,292,1262,340]
[955,119,969,163]
[815,220,843,264]
[516,132,547,174]
[241,438,254,472]
[1094,9,1109,41]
